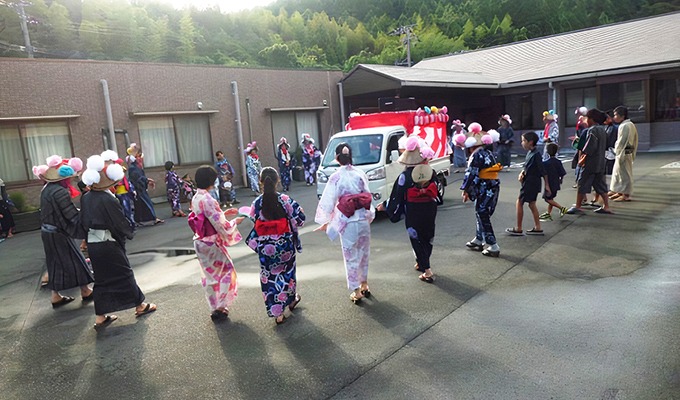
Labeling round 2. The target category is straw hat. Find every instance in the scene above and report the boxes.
[411,164,434,184]
[81,152,126,191]
[397,136,435,166]
[32,155,83,182]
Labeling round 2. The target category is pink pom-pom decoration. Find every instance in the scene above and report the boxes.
[453,133,467,146]
[405,136,420,151]
[481,135,493,145]
[464,137,478,148]
[33,165,48,178]
[68,157,83,172]
[440,106,448,114]
[46,155,62,168]
[468,122,482,133]
[420,146,435,160]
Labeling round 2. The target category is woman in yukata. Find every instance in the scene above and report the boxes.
[33,155,94,308]
[277,138,293,192]
[245,142,262,194]
[80,152,157,329]
[246,167,305,325]
[190,165,244,321]
[315,143,375,304]
[126,144,163,225]
[301,134,321,186]
[378,136,439,283]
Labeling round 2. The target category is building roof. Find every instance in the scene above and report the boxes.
[342,12,680,95]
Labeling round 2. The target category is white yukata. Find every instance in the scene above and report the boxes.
[315,165,375,290]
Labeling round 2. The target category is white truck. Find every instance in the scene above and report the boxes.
[316,109,451,207]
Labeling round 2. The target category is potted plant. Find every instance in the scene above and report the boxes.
[9,192,41,233]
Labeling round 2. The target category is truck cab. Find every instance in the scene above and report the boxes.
[316,125,449,207]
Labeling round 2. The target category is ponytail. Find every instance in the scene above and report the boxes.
[259,167,286,220]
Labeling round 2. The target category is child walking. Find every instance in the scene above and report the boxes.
[457,123,502,257]
[189,165,244,321]
[506,131,551,236]
[245,142,262,194]
[246,167,305,325]
[165,161,186,217]
[539,143,567,221]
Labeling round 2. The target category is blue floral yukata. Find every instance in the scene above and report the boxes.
[246,193,305,318]
[165,170,182,213]
[460,147,501,246]
[246,154,262,193]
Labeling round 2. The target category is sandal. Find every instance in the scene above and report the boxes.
[153,218,165,225]
[275,315,287,325]
[289,293,301,311]
[360,285,371,298]
[526,228,544,235]
[350,292,364,304]
[135,303,157,317]
[51,296,75,308]
[94,315,118,330]
[505,227,524,236]
[210,309,229,321]
[418,273,434,283]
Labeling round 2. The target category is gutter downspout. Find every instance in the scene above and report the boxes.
[100,79,117,153]
[231,81,248,186]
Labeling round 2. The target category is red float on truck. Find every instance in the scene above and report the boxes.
[317,108,452,206]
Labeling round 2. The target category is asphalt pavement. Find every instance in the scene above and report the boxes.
[1,152,679,400]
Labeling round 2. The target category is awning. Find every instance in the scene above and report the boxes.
[0,114,80,121]
[130,110,219,117]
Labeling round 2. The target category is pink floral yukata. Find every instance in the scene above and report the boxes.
[191,189,241,312]
[315,165,375,290]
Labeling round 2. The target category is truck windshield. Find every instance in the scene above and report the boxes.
[321,134,383,167]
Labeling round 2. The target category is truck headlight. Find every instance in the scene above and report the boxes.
[317,171,328,183]
[366,167,385,181]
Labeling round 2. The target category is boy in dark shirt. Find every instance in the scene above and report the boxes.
[506,131,551,235]
[538,143,567,221]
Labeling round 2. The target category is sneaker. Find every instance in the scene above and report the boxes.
[539,214,552,222]
[538,212,550,219]
[559,207,568,217]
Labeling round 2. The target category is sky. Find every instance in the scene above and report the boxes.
[161,0,277,13]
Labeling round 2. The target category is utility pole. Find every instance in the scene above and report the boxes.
[389,24,416,67]
[18,2,33,58]
[2,0,34,57]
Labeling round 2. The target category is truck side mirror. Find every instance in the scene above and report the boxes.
[390,150,400,163]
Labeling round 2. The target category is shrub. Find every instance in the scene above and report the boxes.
[8,192,37,212]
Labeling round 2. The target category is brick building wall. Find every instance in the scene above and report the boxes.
[0,58,343,204]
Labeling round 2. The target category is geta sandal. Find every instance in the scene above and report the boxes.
[51,296,75,308]
[289,293,301,311]
[418,273,434,283]
[350,292,364,304]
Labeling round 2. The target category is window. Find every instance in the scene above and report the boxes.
[321,134,382,167]
[565,87,597,126]
[271,111,321,154]
[137,115,212,167]
[0,121,72,183]
[654,78,680,121]
[601,80,646,122]
[505,91,547,129]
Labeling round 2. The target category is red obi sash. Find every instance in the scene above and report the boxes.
[337,192,372,218]
[254,218,290,236]
[406,182,438,203]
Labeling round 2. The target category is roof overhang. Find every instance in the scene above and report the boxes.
[267,106,329,112]
[0,114,79,121]
[130,110,218,117]
[500,61,680,88]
